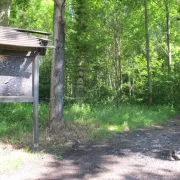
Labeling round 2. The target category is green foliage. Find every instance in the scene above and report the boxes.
[10,0,54,32]
[8,0,180,108]
[39,51,52,100]
[64,103,176,140]
[0,103,176,141]
[153,73,180,105]
[0,103,48,137]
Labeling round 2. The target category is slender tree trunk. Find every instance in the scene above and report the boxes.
[132,78,135,96]
[131,61,135,96]
[128,76,131,96]
[165,2,172,73]
[118,52,123,95]
[107,50,113,89]
[0,0,11,26]
[144,0,152,105]
[113,35,119,108]
[116,38,123,96]
[49,0,65,131]
[128,60,132,96]
[74,0,88,103]
[76,61,84,103]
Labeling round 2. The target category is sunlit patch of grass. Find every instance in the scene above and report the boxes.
[108,125,119,131]
[0,102,177,143]
[64,104,177,140]
[0,143,37,173]
[55,155,63,160]
[0,102,177,173]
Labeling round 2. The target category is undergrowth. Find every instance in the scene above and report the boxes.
[0,103,48,138]
[64,104,176,140]
[0,103,177,142]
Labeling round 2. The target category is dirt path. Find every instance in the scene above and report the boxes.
[1,116,180,180]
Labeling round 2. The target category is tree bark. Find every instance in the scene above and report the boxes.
[0,0,11,26]
[114,36,119,108]
[74,0,87,103]
[144,0,152,105]
[118,47,123,97]
[165,2,172,73]
[49,0,65,131]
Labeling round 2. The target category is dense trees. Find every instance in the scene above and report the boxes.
[9,0,180,106]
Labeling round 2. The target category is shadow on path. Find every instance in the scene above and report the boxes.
[34,117,180,180]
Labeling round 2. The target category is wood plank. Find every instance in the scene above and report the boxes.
[12,28,51,36]
[0,26,52,51]
[0,45,33,51]
[33,53,40,148]
[0,41,41,47]
[0,44,53,49]
[0,27,49,38]
[0,50,29,56]
[0,96,34,102]
[0,35,49,42]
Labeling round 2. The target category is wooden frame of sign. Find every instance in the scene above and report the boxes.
[0,26,52,149]
[0,52,40,148]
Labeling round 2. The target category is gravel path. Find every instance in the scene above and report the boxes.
[1,116,180,180]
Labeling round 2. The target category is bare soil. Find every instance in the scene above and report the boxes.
[1,116,180,180]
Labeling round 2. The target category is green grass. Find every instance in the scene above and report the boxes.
[0,146,36,173]
[0,103,48,138]
[0,103,177,141]
[0,103,176,173]
[0,144,43,173]
[64,104,177,139]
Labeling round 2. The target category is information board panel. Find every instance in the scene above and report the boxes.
[0,56,32,96]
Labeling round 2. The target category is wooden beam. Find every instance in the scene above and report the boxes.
[12,28,51,36]
[0,50,29,56]
[0,96,34,102]
[0,44,32,51]
[33,53,40,148]
[0,45,53,56]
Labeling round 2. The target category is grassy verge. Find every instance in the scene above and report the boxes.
[0,103,177,173]
[64,104,177,140]
[0,144,36,173]
[0,103,48,140]
[0,103,177,142]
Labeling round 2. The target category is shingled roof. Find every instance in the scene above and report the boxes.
[0,26,52,56]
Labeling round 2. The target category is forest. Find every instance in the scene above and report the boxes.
[1,0,180,178]
[9,0,180,106]
[0,0,180,140]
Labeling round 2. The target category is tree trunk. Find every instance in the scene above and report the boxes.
[128,60,132,96]
[107,50,113,89]
[76,61,84,103]
[113,35,119,108]
[49,0,65,131]
[0,0,11,26]
[74,0,87,103]
[144,0,152,105]
[165,2,172,73]
[118,50,123,97]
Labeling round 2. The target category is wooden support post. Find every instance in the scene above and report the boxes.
[32,53,40,148]
[0,96,33,102]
